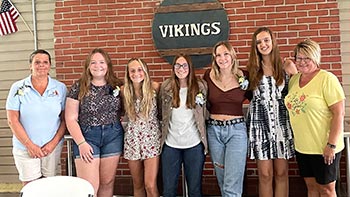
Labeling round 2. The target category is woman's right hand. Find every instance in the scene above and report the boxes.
[283,57,298,76]
[78,142,94,163]
[27,142,45,158]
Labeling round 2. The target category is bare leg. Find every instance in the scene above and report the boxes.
[274,159,289,197]
[257,160,273,197]
[98,155,120,197]
[75,158,100,196]
[128,160,146,197]
[318,181,336,197]
[304,177,320,197]
[144,157,160,197]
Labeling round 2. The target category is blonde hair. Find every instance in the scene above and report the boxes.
[78,48,121,101]
[211,41,239,81]
[123,58,154,121]
[294,39,321,67]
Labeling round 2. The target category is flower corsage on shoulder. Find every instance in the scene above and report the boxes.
[195,92,206,107]
[237,74,249,90]
[14,83,30,97]
[112,86,120,97]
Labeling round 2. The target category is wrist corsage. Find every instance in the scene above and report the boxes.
[195,92,206,106]
[113,86,120,97]
[237,75,249,90]
[14,83,30,97]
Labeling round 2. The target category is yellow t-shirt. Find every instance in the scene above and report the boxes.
[285,70,345,154]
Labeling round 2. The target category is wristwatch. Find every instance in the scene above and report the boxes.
[327,142,336,149]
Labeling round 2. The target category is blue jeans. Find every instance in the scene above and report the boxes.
[161,143,205,197]
[207,121,247,197]
[73,121,124,158]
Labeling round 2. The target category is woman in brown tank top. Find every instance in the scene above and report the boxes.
[203,41,251,196]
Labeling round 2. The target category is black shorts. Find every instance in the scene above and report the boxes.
[295,151,341,185]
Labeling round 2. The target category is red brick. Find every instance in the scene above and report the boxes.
[318,16,339,22]
[90,16,107,23]
[309,10,329,16]
[265,0,283,5]
[247,13,267,20]
[81,0,99,5]
[55,1,344,195]
[317,2,338,9]
[288,11,307,18]
[267,12,287,19]
[72,5,89,12]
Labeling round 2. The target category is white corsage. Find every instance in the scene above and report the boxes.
[14,84,30,97]
[153,90,157,98]
[195,92,206,106]
[237,75,249,90]
[113,86,120,97]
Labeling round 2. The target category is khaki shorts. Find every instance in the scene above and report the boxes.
[13,143,63,182]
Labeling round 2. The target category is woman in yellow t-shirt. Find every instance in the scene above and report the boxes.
[285,39,345,196]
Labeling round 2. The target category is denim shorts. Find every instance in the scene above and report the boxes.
[73,121,124,158]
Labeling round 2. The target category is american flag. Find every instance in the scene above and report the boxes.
[0,0,19,36]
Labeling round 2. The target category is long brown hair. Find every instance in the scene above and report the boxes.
[123,58,154,121]
[247,27,284,90]
[171,54,199,109]
[77,48,121,100]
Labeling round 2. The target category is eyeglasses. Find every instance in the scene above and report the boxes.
[174,63,189,69]
[295,57,312,63]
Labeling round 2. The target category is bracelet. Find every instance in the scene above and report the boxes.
[327,142,336,149]
[77,140,86,146]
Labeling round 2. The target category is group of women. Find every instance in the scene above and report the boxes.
[6,26,345,197]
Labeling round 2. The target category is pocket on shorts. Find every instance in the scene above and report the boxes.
[80,125,91,134]
[113,122,124,134]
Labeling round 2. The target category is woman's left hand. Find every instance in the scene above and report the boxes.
[41,141,55,156]
[323,146,336,165]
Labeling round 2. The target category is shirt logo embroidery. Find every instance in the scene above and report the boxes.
[286,92,307,116]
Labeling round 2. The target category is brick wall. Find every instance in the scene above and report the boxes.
[55,0,345,196]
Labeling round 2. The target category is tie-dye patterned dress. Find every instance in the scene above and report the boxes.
[247,74,295,160]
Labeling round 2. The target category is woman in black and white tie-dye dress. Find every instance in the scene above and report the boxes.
[246,27,297,197]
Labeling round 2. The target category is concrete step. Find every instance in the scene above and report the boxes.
[0,183,21,193]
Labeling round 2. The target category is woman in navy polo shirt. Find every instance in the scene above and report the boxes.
[6,49,67,185]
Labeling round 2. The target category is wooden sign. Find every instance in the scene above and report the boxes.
[152,0,229,68]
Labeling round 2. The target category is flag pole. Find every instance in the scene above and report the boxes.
[7,0,33,36]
